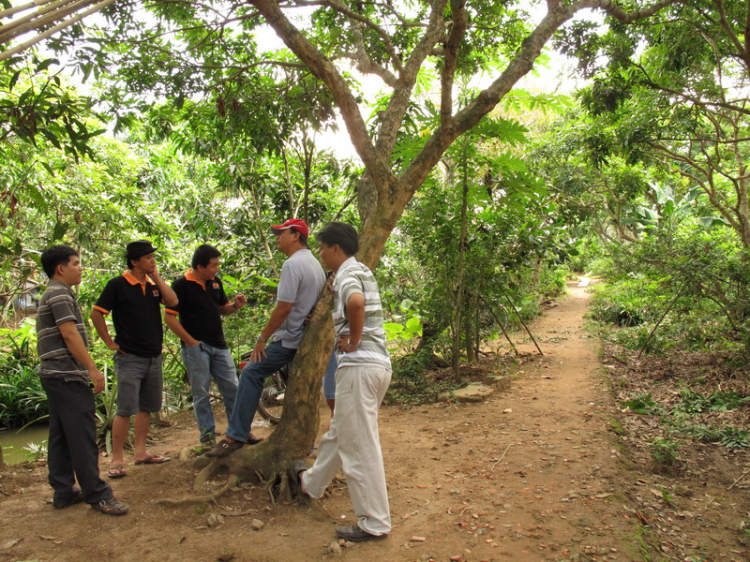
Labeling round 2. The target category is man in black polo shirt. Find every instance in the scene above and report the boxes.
[91,240,178,478]
[165,244,247,447]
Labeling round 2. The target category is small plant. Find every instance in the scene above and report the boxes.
[657,485,674,505]
[674,389,712,415]
[716,427,749,449]
[682,423,720,443]
[383,299,423,354]
[621,393,661,415]
[649,437,680,466]
[708,390,750,412]
[94,363,118,453]
[23,440,47,462]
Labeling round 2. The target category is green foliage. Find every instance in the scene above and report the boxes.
[589,275,668,327]
[716,427,750,449]
[382,297,422,343]
[623,384,750,453]
[0,319,47,428]
[621,393,661,415]
[589,226,750,355]
[649,436,680,467]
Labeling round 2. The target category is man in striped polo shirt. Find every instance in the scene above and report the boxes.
[295,222,392,543]
[36,245,128,515]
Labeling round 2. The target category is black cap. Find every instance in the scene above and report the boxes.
[125,240,157,259]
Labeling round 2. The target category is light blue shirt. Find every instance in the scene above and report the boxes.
[273,248,326,349]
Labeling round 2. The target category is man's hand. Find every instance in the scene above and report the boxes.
[336,335,361,353]
[106,341,122,352]
[250,340,267,363]
[89,367,105,394]
[233,294,247,309]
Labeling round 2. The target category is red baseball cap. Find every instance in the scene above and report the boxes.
[271,218,309,238]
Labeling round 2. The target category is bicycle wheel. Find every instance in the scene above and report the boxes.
[257,370,286,424]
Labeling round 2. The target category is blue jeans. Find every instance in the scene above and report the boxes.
[225,340,297,442]
[181,342,238,443]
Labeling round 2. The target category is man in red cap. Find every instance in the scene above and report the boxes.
[207,219,326,457]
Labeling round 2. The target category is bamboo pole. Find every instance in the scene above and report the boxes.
[0,0,97,46]
[0,0,84,40]
[0,0,60,20]
[0,0,116,63]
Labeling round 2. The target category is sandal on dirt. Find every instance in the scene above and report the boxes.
[205,438,244,458]
[107,465,128,479]
[134,455,171,465]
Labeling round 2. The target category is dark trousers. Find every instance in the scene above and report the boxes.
[41,377,112,505]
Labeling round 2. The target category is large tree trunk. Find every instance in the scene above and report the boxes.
[185,0,686,498]
[193,291,334,496]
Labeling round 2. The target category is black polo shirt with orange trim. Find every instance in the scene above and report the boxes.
[165,270,229,349]
[93,271,164,358]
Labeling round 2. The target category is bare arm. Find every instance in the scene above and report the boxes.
[164,313,200,347]
[337,292,365,353]
[58,321,104,393]
[90,309,120,352]
[250,300,294,362]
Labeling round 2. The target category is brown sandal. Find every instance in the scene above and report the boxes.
[205,438,244,458]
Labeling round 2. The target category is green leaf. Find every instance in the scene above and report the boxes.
[36,58,60,72]
[405,316,422,332]
[8,70,20,91]
[383,323,404,336]
[52,221,68,241]
[253,274,279,288]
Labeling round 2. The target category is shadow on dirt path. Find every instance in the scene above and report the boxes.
[0,282,645,561]
[374,280,633,562]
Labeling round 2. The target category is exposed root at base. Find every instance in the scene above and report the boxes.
[157,474,241,506]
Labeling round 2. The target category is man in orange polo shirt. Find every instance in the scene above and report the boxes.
[164,244,246,447]
[91,240,178,479]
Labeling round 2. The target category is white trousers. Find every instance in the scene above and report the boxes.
[301,364,392,535]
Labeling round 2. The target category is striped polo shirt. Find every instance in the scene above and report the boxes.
[36,280,89,382]
[333,257,391,370]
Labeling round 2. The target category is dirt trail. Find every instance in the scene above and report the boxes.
[0,283,634,562]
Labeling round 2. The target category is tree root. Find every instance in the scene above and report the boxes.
[157,474,241,506]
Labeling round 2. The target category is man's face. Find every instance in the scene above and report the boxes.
[132,252,156,274]
[59,255,83,286]
[275,228,298,255]
[318,242,336,271]
[196,257,220,281]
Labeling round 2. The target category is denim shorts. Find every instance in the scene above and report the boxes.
[114,351,163,416]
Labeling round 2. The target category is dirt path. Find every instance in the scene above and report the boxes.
[0,283,634,562]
